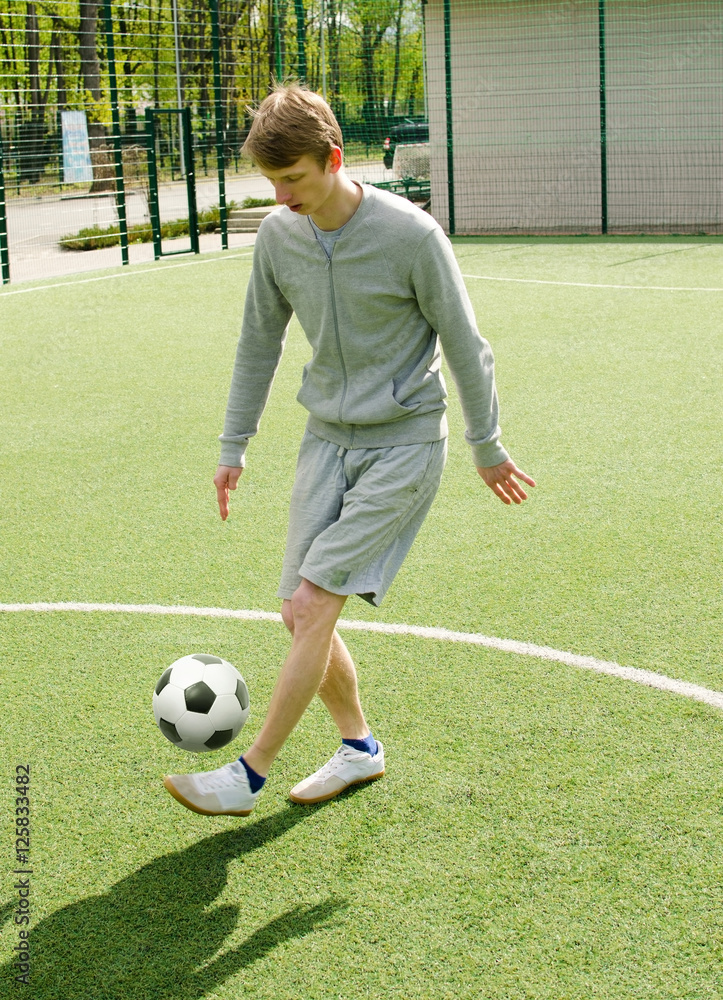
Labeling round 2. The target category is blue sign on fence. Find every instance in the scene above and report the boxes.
[61,111,93,184]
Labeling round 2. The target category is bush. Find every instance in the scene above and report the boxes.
[60,202,238,251]
[241,197,276,209]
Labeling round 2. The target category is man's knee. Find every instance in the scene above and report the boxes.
[290,579,346,637]
[281,599,295,635]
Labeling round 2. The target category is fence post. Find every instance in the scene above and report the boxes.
[209,0,228,250]
[294,0,307,82]
[598,0,608,235]
[102,0,129,265]
[443,0,455,235]
[0,130,9,284]
[145,110,163,261]
[273,0,283,81]
[182,108,200,254]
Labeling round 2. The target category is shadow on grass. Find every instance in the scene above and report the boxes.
[0,805,347,1000]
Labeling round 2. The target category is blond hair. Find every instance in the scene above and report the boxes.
[242,83,343,171]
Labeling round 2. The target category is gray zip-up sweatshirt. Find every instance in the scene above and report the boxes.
[219,184,509,470]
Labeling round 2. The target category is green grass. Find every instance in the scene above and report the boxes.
[1,238,722,998]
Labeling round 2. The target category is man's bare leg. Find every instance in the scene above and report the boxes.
[163,578,380,815]
[317,632,370,740]
[274,587,369,739]
[284,603,383,805]
[243,579,347,777]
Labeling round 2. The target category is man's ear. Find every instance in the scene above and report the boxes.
[328,146,343,173]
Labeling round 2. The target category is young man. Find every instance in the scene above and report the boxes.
[163,84,534,817]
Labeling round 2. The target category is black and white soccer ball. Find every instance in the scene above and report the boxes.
[153,654,250,753]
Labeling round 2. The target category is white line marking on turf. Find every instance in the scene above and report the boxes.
[0,253,254,298]
[461,273,723,293]
[3,601,722,712]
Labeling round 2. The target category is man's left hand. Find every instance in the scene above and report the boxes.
[477,459,536,505]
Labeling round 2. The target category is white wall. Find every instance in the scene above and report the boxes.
[424,0,722,234]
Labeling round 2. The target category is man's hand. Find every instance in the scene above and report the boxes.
[213,465,243,521]
[477,459,535,505]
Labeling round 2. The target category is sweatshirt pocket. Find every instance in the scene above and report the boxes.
[390,377,424,413]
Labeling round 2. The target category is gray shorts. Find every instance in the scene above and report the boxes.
[278,431,447,606]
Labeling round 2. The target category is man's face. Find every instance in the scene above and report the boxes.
[259,152,339,216]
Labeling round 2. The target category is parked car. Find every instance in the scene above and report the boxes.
[383,120,429,169]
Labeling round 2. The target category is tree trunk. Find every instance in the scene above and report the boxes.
[359,22,386,132]
[26,1,41,118]
[327,0,342,105]
[79,0,113,191]
[21,2,45,183]
[406,62,420,117]
[249,2,260,103]
[51,19,68,111]
[0,13,22,117]
[151,0,162,109]
[218,0,243,155]
[78,0,103,132]
[389,0,404,119]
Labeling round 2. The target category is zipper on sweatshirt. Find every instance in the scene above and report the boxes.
[319,245,348,424]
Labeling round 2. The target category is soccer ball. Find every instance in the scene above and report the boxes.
[153,653,250,753]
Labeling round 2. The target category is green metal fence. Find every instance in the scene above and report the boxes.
[427,0,722,236]
[0,0,425,283]
[1,1,721,284]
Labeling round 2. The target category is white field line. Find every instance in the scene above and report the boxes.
[2,601,723,712]
[461,273,723,293]
[0,252,254,298]
[4,260,718,299]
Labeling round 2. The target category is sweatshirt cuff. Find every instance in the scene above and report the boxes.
[218,439,248,468]
[471,441,509,470]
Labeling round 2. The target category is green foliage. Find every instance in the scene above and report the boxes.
[1,0,425,197]
[241,196,277,209]
[60,201,238,250]
[0,0,425,151]
[60,222,151,251]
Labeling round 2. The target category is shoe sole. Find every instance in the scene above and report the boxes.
[289,769,384,805]
[163,776,254,817]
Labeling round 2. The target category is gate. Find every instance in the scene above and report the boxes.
[145,108,200,260]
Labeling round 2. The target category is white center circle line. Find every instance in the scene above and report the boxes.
[2,600,722,712]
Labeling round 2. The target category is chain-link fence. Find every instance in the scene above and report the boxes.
[0,0,425,282]
[1,1,721,285]
[428,0,722,236]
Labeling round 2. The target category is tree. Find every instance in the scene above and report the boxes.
[78,0,103,135]
[116,0,143,133]
[389,0,404,117]
[18,2,50,183]
[78,0,116,191]
[50,15,68,111]
[346,0,398,133]
[0,0,425,193]
[325,0,343,106]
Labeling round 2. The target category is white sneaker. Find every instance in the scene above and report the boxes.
[289,742,385,804]
[163,761,261,816]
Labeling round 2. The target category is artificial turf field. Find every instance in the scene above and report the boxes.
[1,235,722,999]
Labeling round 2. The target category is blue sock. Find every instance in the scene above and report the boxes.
[238,756,266,793]
[342,732,378,756]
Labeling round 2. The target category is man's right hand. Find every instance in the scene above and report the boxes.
[213,465,243,521]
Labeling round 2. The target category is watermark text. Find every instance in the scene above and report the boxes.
[12,765,32,986]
